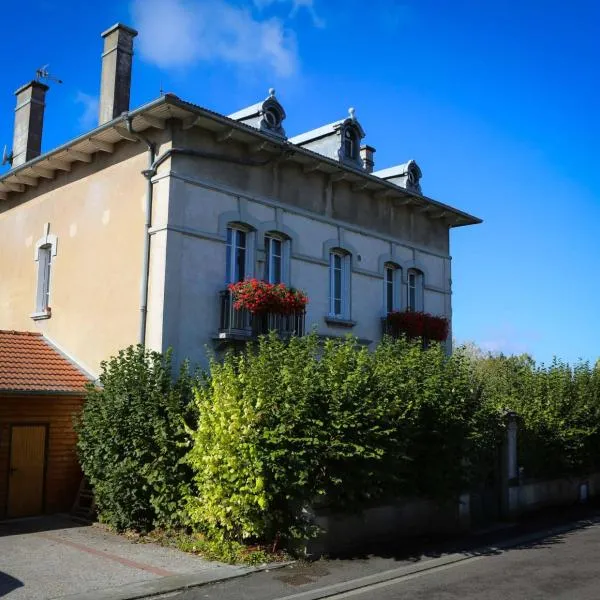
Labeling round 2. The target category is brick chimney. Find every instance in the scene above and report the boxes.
[98,23,138,125]
[360,145,376,173]
[11,81,49,168]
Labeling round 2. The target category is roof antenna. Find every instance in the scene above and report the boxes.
[1,145,13,167]
[35,65,63,85]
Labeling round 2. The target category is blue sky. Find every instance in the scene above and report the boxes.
[1,0,598,364]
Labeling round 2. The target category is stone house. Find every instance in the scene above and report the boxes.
[0,22,480,516]
[0,23,480,379]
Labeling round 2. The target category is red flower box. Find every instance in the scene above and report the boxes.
[228,279,308,316]
[385,310,449,342]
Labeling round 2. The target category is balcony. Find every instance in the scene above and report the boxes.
[217,289,306,342]
[381,311,449,347]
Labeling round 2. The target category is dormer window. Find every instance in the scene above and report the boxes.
[262,107,282,129]
[344,128,357,160]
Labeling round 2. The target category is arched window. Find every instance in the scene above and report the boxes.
[344,127,357,160]
[32,225,57,320]
[36,245,52,313]
[226,225,250,283]
[264,233,290,284]
[384,262,401,314]
[329,249,351,318]
[407,269,424,312]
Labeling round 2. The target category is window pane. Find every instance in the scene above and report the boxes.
[265,237,271,281]
[273,253,281,284]
[236,246,245,282]
[408,273,416,310]
[226,228,232,283]
[386,277,393,313]
[233,229,246,282]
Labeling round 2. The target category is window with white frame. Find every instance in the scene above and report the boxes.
[407,269,424,312]
[329,250,351,319]
[226,226,248,283]
[36,245,52,313]
[384,263,401,313]
[264,234,286,284]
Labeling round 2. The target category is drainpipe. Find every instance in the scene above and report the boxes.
[127,136,289,345]
[125,116,155,346]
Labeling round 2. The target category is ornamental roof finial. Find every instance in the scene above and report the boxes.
[348,107,356,120]
[269,87,276,98]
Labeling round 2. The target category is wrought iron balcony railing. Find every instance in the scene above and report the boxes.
[218,290,305,340]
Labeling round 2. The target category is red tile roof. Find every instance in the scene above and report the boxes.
[0,330,91,394]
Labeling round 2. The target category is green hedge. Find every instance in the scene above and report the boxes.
[469,353,600,479]
[185,333,485,545]
[76,336,600,546]
[76,345,196,532]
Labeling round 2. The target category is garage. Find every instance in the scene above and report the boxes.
[0,330,91,519]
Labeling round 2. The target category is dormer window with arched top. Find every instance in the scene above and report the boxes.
[262,106,282,129]
[344,127,358,160]
[228,88,287,139]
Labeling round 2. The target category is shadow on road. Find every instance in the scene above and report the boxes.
[0,514,88,538]
[0,571,24,596]
[316,501,600,564]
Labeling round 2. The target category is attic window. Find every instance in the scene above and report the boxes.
[263,107,282,129]
[344,128,357,159]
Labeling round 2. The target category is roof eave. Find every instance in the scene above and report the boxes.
[0,93,482,227]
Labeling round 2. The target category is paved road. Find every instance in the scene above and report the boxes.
[168,518,600,600]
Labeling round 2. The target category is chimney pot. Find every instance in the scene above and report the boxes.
[11,80,49,168]
[360,144,376,174]
[98,23,138,125]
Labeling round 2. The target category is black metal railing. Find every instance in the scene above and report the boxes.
[219,290,305,339]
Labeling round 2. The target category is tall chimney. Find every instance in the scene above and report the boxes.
[98,23,138,125]
[360,145,376,174]
[12,81,49,168]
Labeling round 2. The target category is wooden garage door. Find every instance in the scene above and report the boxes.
[7,425,47,518]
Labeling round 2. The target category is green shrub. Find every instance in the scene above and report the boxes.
[467,352,600,479]
[76,345,196,532]
[185,333,480,547]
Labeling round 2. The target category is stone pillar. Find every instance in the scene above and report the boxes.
[98,23,138,125]
[502,411,520,518]
[12,81,49,168]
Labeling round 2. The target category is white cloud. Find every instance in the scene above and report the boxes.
[74,92,99,130]
[253,0,324,28]
[131,0,298,77]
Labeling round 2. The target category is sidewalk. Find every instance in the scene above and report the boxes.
[0,515,269,600]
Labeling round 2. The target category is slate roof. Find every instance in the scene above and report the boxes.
[0,330,91,394]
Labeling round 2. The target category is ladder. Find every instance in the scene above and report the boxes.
[71,477,96,522]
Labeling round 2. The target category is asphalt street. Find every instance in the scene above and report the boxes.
[163,512,600,600]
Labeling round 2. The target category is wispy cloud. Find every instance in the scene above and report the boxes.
[131,0,299,77]
[253,0,325,28]
[476,323,542,357]
[74,92,98,130]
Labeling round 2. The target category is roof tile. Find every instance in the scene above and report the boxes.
[0,330,91,394]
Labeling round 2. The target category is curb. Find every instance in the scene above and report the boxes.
[269,515,600,600]
[53,560,295,600]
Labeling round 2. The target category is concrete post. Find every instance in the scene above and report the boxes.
[98,23,138,125]
[12,81,49,168]
[502,411,520,518]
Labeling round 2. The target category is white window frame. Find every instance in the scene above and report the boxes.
[226,225,255,284]
[264,233,290,285]
[383,263,402,314]
[407,269,424,312]
[32,225,57,320]
[329,250,351,319]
